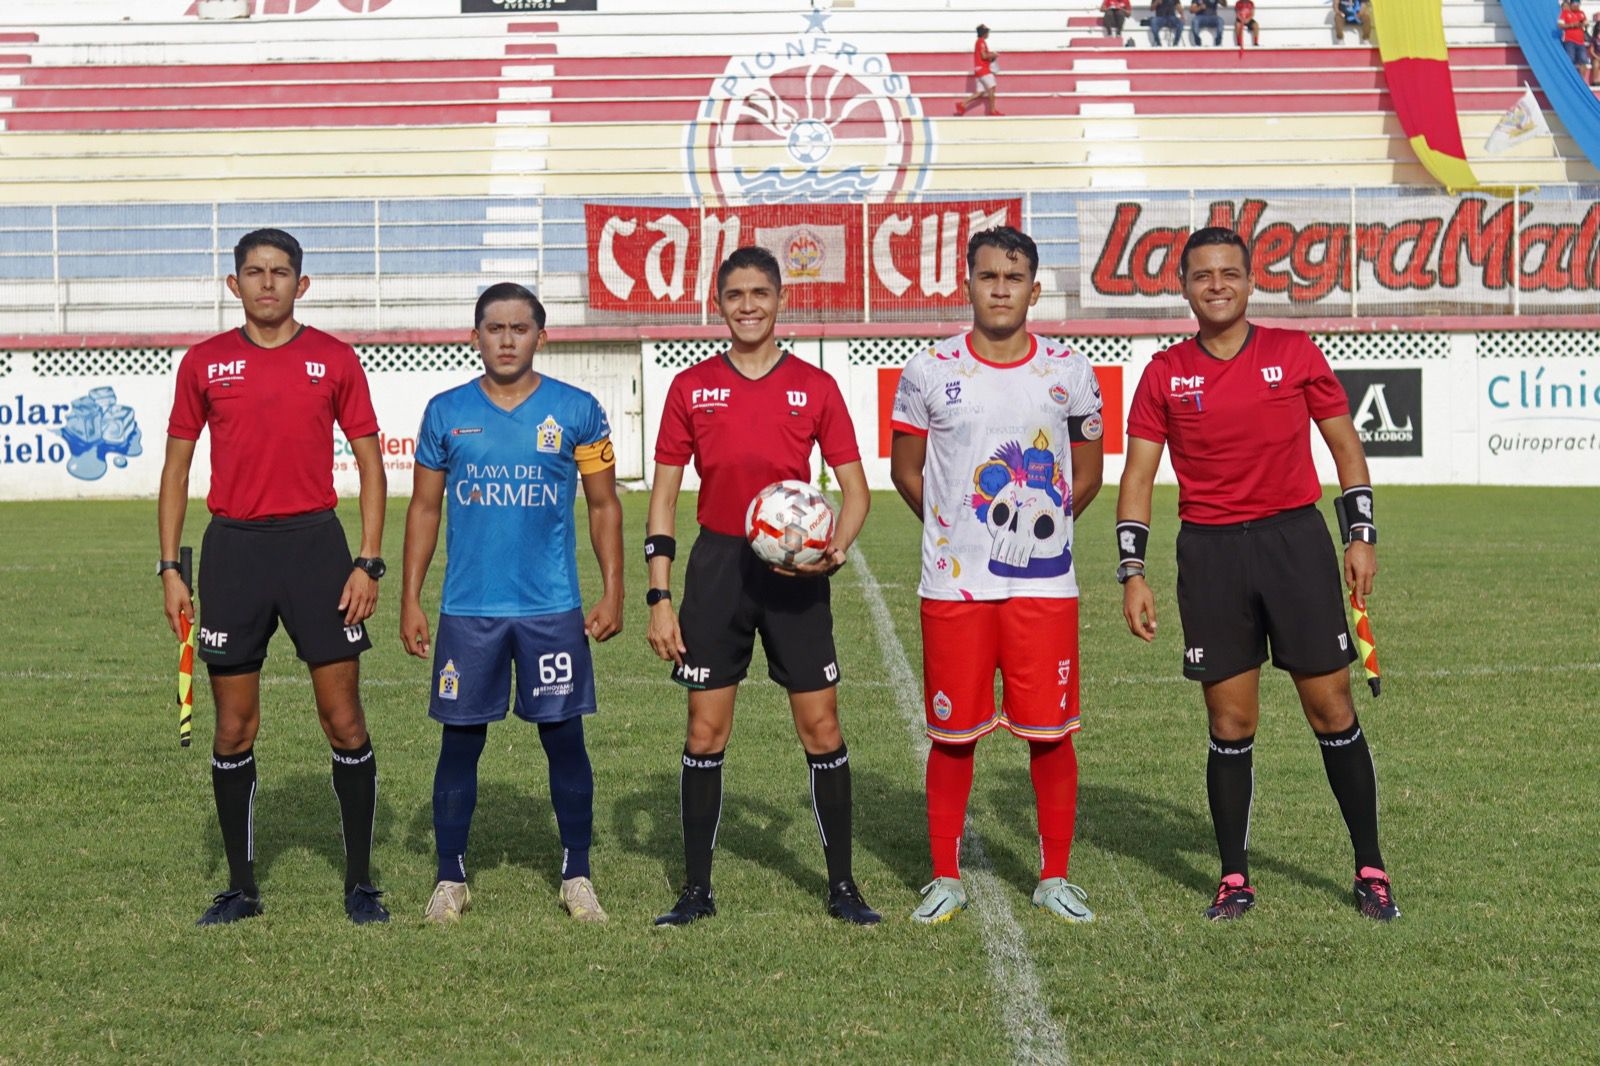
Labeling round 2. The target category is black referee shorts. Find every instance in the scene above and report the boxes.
[1174,505,1355,683]
[197,510,372,670]
[672,528,840,693]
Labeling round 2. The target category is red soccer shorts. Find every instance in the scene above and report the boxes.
[919,597,1081,743]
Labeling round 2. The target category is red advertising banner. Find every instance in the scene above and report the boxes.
[586,198,1021,317]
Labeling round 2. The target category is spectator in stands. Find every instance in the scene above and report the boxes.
[1235,0,1260,46]
[1588,10,1600,84]
[1102,0,1133,38]
[1190,0,1225,45]
[956,24,1002,116]
[1334,0,1368,43]
[1561,0,1589,72]
[1149,0,1185,46]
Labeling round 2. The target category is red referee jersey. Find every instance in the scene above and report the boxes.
[655,352,860,537]
[1126,325,1348,524]
[167,325,379,520]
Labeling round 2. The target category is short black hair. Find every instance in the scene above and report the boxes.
[1180,226,1252,277]
[233,228,303,276]
[715,245,783,297]
[966,225,1038,278]
[474,281,546,330]
[976,23,990,36]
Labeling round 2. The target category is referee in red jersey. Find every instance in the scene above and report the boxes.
[158,228,390,926]
[1117,227,1399,922]
[644,246,878,926]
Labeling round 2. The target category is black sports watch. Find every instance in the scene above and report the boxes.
[353,556,387,580]
[1116,563,1147,585]
[157,559,182,577]
[646,587,672,607]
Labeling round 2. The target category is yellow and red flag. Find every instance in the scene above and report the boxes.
[1374,0,1481,193]
[1348,589,1382,698]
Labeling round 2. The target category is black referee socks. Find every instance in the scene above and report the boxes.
[807,745,854,885]
[1206,734,1255,881]
[331,739,378,893]
[1315,718,1386,872]
[680,747,725,890]
[211,747,258,896]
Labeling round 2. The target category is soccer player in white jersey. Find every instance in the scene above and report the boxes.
[401,282,623,924]
[890,226,1105,924]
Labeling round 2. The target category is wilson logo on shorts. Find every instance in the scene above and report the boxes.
[438,659,461,700]
[824,662,838,682]
[343,624,364,643]
[932,690,953,721]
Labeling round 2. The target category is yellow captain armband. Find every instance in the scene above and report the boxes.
[575,437,616,475]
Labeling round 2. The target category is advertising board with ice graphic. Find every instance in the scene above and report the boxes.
[60,386,144,480]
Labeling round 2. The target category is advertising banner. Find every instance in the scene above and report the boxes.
[1336,368,1423,458]
[1477,354,1600,484]
[586,198,1020,318]
[1079,194,1600,314]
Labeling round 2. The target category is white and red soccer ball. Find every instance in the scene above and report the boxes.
[745,480,835,569]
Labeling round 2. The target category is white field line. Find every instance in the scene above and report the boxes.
[849,546,1069,1066]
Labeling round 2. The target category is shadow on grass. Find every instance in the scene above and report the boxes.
[397,780,571,889]
[986,773,1348,905]
[609,769,867,899]
[852,767,935,893]
[196,769,399,889]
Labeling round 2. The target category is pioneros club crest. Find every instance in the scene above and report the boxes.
[685,12,932,204]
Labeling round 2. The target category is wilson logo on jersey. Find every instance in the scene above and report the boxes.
[786,390,808,407]
[1261,366,1284,386]
[305,361,326,381]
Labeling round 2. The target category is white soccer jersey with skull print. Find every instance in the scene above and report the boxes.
[891,331,1104,602]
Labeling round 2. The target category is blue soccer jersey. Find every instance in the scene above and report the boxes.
[415,376,613,617]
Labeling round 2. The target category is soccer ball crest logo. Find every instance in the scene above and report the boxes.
[686,14,932,203]
[745,480,835,568]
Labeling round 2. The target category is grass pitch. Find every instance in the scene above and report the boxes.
[0,486,1596,1063]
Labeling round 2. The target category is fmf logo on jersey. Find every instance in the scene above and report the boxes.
[685,11,931,204]
[691,388,731,407]
[1336,369,1422,457]
[1171,375,1205,392]
[0,387,144,482]
[208,360,246,381]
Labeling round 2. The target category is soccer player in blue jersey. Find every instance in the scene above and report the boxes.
[400,282,624,924]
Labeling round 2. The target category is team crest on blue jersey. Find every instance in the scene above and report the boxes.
[536,415,563,454]
[970,431,1072,579]
[438,659,461,700]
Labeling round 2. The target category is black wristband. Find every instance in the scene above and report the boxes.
[1340,485,1376,545]
[644,534,676,563]
[1115,520,1150,566]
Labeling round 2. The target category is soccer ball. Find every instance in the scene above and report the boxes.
[745,480,835,569]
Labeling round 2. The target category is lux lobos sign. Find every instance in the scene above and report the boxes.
[1080,197,1600,310]
[585,199,1021,315]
